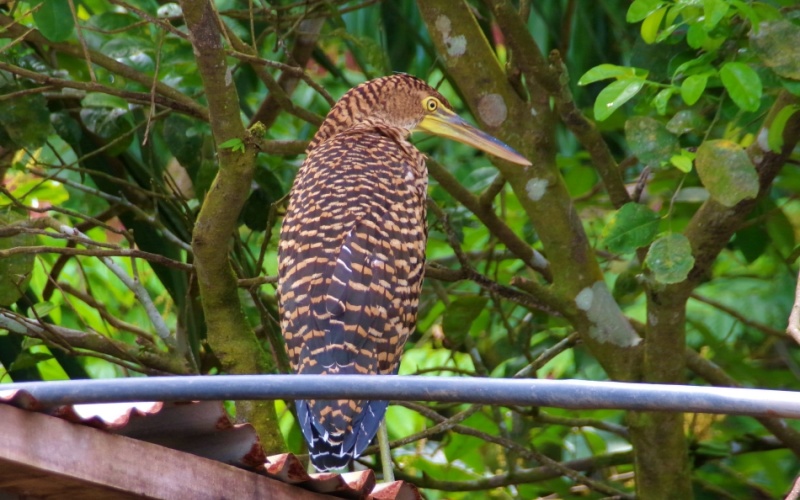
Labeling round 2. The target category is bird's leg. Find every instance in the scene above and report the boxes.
[377,419,394,482]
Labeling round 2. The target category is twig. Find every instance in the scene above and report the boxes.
[67,0,96,82]
[0,312,189,374]
[787,268,800,346]
[427,198,561,315]
[0,85,53,101]
[0,60,207,121]
[552,50,630,209]
[685,348,800,457]
[394,401,632,497]
[477,173,507,210]
[142,28,166,146]
[58,283,159,344]
[54,223,174,344]
[0,13,208,121]
[107,0,188,40]
[0,246,191,272]
[393,450,631,493]
[787,474,800,500]
[427,158,552,281]
[237,275,278,287]
[513,332,579,378]
[691,293,786,338]
[27,167,192,253]
[533,413,629,439]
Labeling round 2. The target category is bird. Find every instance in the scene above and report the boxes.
[277,74,530,471]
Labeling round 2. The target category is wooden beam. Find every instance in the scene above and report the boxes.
[0,404,333,500]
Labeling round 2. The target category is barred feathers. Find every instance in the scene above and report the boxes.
[278,75,443,470]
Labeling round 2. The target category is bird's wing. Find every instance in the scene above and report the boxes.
[279,129,424,377]
[278,129,426,468]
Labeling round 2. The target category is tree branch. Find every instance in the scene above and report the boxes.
[0,312,190,374]
[0,14,208,121]
[179,0,284,452]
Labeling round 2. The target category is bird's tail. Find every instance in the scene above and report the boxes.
[296,399,389,471]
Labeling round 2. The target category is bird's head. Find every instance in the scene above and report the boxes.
[310,74,531,166]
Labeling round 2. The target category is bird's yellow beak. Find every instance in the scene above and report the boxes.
[415,107,531,166]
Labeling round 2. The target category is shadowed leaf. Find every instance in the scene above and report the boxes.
[603,202,660,254]
[645,233,694,284]
[695,139,759,207]
[625,116,679,167]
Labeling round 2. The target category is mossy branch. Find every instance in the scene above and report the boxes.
[179,0,284,453]
[416,0,640,381]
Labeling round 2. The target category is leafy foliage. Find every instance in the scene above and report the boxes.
[1,0,799,498]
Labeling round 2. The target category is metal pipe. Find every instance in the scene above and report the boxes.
[1,375,799,419]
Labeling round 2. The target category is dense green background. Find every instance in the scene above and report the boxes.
[1,0,799,498]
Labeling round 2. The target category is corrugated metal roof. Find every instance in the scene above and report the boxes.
[0,389,420,500]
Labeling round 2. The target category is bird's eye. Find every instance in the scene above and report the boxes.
[424,98,439,112]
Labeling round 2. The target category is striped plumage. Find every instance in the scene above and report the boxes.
[278,74,530,471]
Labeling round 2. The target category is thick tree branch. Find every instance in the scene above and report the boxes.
[484,0,631,209]
[179,0,284,452]
[682,91,800,292]
[416,0,641,382]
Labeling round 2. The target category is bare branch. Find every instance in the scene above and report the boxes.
[787,268,800,346]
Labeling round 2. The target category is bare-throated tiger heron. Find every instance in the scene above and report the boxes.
[278,74,530,471]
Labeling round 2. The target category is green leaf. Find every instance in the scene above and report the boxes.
[667,110,708,135]
[730,0,758,29]
[164,114,204,176]
[766,204,796,258]
[670,154,693,173]
[767,105,800,153]
[442,295,488,349]
[782,78,800,97]
[645,233,695,284]
[20,337,43,350]
[720,62,762,112]
[750,20,800,80]
[31,301,59,318]
[0,92,52,150]
[33,0,74,42]
[695,139,759,207]
[594,79,646,121]
[686,22,707,49]
[8,351,55,372]
[733,224,769,263]
[625,116,679,167]
[79,108,134,156]
[81,93,130,109]
[652,87,675,115]
[680,73,709,106]
[253,164,285,202]
[219,138,245,153]
[628,0,666,23]
[0,209,35,306]
[602,202,661,254]
[386,405,426,443]
[641,7,667,44]
[613,268,642,303]
[703,0,729,31]
[241,189,271,231]
[578,64,648,85]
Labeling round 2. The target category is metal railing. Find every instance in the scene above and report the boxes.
[2,375,799,418]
